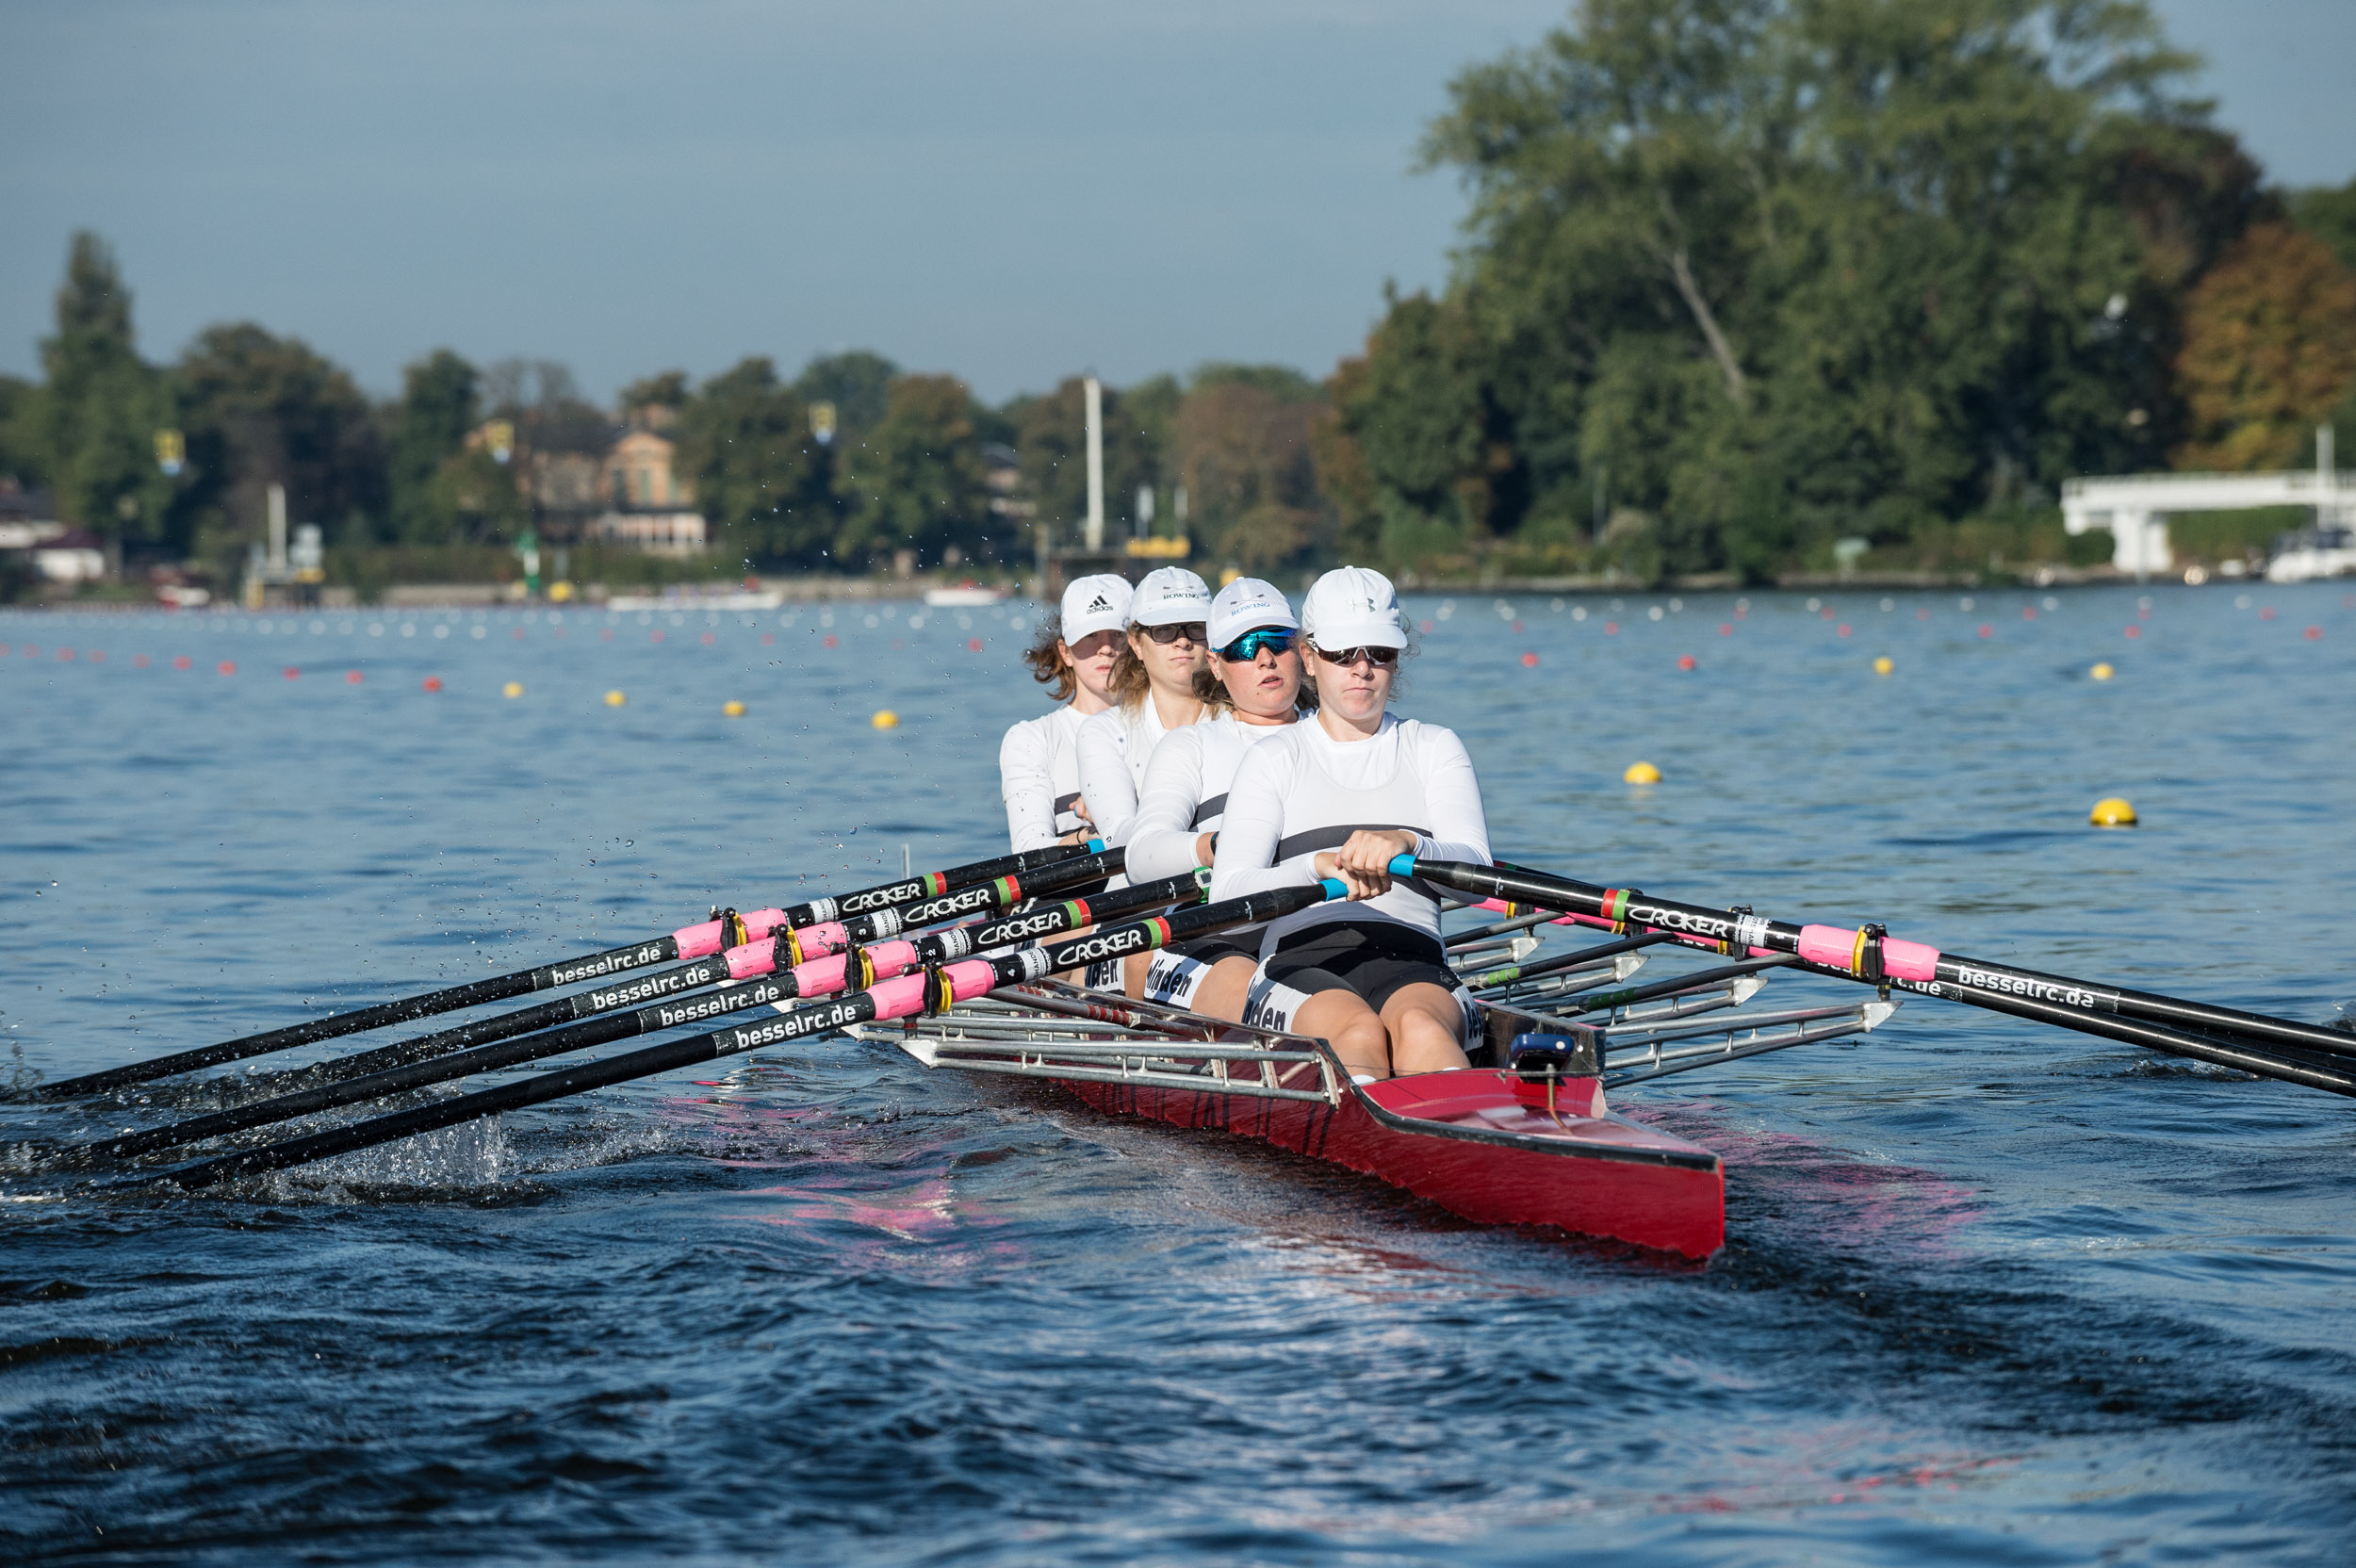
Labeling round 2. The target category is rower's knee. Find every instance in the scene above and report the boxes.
[1334,1015,1391,1073]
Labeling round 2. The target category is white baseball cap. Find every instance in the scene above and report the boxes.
[1301,564,1407,650]
[1058,573,1133,642]
[1206,577,1297,650]
[1129,566,1213,628]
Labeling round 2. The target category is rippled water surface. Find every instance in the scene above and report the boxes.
[4,584,2353,1565]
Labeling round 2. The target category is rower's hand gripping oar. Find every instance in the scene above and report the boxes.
[31,841,1112,1102]
[1392,856,2356,1098]
[142,878,1341,1192]
[70,868,1204,1165]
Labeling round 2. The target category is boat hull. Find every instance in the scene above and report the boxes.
[1055,1066,1725,1259]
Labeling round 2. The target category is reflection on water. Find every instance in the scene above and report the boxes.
[3,585,2353,1563]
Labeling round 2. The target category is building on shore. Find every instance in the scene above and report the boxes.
[0,484,107,583]
[584,426,707,555]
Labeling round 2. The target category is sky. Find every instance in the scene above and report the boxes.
[3,0,2350,407]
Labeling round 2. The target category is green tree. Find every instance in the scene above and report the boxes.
[0,374,45,489]
[619,370,691,425]
[1171,368,1329,568]
[674,356,834,567]
[794,351,898,446]
[2291,178,2356,274]
[174,322,384,564]
[36,232,174,559]
[389,350,481,543]
[842,374,992,567]
[1358,0,2212,580]
[1006,374,1177,547]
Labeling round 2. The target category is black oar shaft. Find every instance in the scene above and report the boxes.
[1410,858,2356,1086]
[149,881,1333,1190]
[94,871,1214,1165]
[289,848,1133,1095]
[1871,969,2356,1099]
[37,841,1109,1102]
[79,970,805,1161]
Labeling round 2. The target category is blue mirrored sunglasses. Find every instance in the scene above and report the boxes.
[1216,628,1299,662]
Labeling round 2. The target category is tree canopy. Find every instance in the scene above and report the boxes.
[1330,0,2311,579]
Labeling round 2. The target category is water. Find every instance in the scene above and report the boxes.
[3,585,2353,1564]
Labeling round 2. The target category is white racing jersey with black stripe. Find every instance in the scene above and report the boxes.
[1122,713,1293,877]
[1209,712,1492,954]
[998,704,1092,851]
[1073,699,1183,847]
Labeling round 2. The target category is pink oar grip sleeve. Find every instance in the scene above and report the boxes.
[867,972,934,1021]
[942,959,1000,1004]
[863,939,920,978]
[793,922,850,959]
[724,941,777,980]
[1882,938,1939,982]
[1796,924,1857,968]
[790,952,851,998]
[675,907,793,956]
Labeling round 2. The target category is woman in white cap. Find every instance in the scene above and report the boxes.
[1116,577,1310,1017]
[1072,565,1214,846]
[1210,565,1491,1080]
[999,573,1132,850]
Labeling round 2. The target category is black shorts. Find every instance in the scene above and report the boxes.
[1167,935,1259,967]
[1265,921,1460,1013]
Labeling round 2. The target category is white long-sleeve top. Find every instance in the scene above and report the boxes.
[1072,699,1177,847]
[1123,712,1295,882]
[999,704,1092,852]
[1210,712,1491,950]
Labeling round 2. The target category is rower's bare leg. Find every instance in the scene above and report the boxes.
[1188,956,1260,1022]
[1121,951,1151,999]
[1292,989,1391,1080]
[1381,983,1471,1076]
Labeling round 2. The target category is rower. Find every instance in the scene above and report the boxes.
[999,573,1131,851]
[1116,577,1310,1015]
[1210,565,1492,1080]
[1072,565,1213,847]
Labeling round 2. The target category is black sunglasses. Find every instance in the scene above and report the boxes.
[1311,643,1400,669]
[1142,621,1207,645]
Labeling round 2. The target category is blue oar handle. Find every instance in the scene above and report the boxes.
[1317,878,1350,899]
[1386,853,1418,876]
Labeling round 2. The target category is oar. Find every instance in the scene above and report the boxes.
[32,841,1108,1102]
[206,847,1131,1102]
[1398,857,2356,1097]
[142,881,1339,1191]
[70,869,1209,1164]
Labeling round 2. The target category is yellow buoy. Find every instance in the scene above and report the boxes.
[604,689,627,707]
[548,581,574,603]
[723,700,746,718]
[1872,656,1893,676]
[1624,760,1662,784]
[872,710,900,729]
[502,681,524,699]
[2089,797,2138,827]
[2090,662,2115,681]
